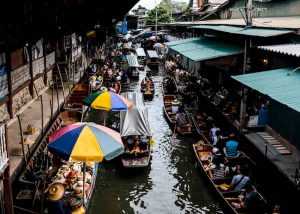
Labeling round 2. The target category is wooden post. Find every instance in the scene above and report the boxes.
[43,38,47,84]
[28,43,34,97]
[51,80,54,119]
[55,77,60,113]
[56,63,66,104]
[16,115,27,164]
[3,124,14,214]
[239,39,249,132]
[5,50,13,118]
[40,95,44,136]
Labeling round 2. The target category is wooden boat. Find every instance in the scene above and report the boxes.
[64,83,89,112]
[119,93,152,168]
[162,76,178,96]
[121,137,151,168]
[193,141,267,214]
[163,95,192,135]
[146,50,160,72]
[141,77,154,100]
[14,114,98,213]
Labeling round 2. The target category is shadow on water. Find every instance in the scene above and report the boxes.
[89,69,221,214]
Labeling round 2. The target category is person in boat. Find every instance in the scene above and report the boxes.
[131,136,141,155]
[211,147,224,169]
[223,133,240,158]
[126,136,134,151]
[46,183,72,214]
[176,107,189,127]
[229,167,250,192]
[171,99,180,114]
[228,182,262,214]
[140,136,148,151]
[209,123,220,143]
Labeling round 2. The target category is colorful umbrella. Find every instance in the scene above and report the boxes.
[48,122,124,162]
[83,90,133,111]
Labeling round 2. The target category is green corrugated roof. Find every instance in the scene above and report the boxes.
[232,68,300,112]
[165,38,199,47]
[191,25,293,37]
[167,38,242,62]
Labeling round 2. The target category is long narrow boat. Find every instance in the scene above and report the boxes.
[162,76,178,96]
[120,92,152,168]
[193,140,267,214]
[163,95,192,135]
[141,77,154,100]
[63,83,89,112]
[146,50,160,72]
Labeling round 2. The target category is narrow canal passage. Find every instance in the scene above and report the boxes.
[89,71,221,214]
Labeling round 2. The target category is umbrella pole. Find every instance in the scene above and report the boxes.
[82,162,86,205]
[104,112,107,126]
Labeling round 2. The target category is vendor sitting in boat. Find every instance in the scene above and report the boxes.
[226,182,261,213]
[223,133,240,158]
[124,136,148,155]
[46,183,72,214]
[176,108,192,132]
[171,99,180,114]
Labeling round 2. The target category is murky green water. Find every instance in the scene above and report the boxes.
[89,70,221,214]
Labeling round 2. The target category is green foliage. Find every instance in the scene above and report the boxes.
[145,0,189,25]
[145,5,172,25]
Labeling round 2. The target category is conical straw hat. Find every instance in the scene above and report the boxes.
[47,183,65,201]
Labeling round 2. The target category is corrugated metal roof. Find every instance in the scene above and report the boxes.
[167,38,242,62]
[191,25,293,37]
[135,48,146,57]
[147,50,159,58]
[232,68,300,112]
[126,54,140,67]
[258,44,300,57]
[165,38,199,47]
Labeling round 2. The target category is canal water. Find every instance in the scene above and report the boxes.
[89,70,221,214]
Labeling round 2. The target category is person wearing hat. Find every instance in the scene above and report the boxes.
[171,99,180,114]
[47,183,71,214]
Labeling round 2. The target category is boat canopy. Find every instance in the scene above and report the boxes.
[136,48,146,57]
[147,50,159,59]
[120,92,151,137]
[120,107,152,137]
[126,54,140,67]
[121,92,144,108]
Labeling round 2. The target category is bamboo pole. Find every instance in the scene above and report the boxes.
[3,124,14,214]
[17,115,27,164]
[56,63,66,104]
[55,77,60,113]
[40,95,44,136]
[51,79,54,119]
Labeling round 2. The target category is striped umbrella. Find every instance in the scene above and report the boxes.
[83,90,133,111]
[48,122,124,162]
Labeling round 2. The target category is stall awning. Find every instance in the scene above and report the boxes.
[190,25,293,37]
[165,38,199,46]
[232,68,300,112]
[147,50,159,58]
[167,37,242,62]
[126,54,140,67]
[258,44,300,57]
[136,48,146,57]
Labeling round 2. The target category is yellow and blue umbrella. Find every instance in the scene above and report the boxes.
[48,122,124,162]
[83,91,133,111]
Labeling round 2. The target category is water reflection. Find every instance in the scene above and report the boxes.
[89,71,221,214]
